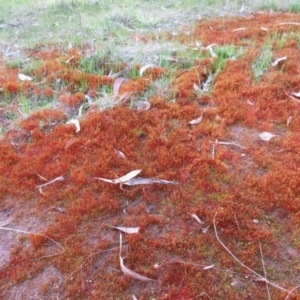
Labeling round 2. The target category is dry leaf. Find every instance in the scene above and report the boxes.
[258,132,277,141]
[193,83,201,92]
[190,213,204,225]
[120,234,155,282]
[65,56,74,64]
[206,44,217,58]
[140,64,154,77]
[95,170,141,184]
[284,90,300,103]
[66,119,80,133]
[271,56,287,67]
[292,92,300,98]
[201,225,210,234]
[109,226,140,234]
[36,176,64,189]
[18,73,32,81]
[123,177,178,186]
[113,78,126,96]
[232,27,246,32]
[134,101,150,111]
[78,104,85,117]
[189,109,207,125]
[203,264,215,270]
[114,149,126,159]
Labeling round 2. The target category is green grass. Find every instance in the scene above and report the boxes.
[0,0,294,51]
[251,45,273,81]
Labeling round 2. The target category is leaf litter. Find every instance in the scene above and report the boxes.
[119,234,155,282]
[95,170,178,186]
[259,132,277,141]
[106,225,140,234]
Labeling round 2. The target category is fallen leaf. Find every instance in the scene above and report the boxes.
[284,90,300,103]
[271,56,287,67]
[113,78,126,96]
[232,27,246,32]
[120,234,155,281]
[190,213,204,225]
[259,132,277,141]
[201,225,210,234]
[203,264,215,270]
[18,73,32,81]
[36,176,64,189]
[66,119,80,133]
[206,44,218,58]
[108,226,140,234]
[114,149,126,159]
[123,177,178,186]
[134,101,150,111]
[95,170,141,184]
[65,56,74,64]
[189,109,207,125]
[193,83,201,92]
[78,104,85,117]
[292,92,300,98]
[139,64,154,77]
[287,116,292,126]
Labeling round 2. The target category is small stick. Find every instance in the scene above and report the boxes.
[276,22,300,26]
[210,140,246,149]
[0,226,65,259]
[285,283,300,300]
[36,176,64,189]
[259,241,271,300]
[213,212,289,293]
[234,213,241,231]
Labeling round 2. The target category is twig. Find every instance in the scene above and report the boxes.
[234,213,241,231]
[210,140,246,149]
[285,283,300,300]
[36,176,64,189]
[276,22,300,26]
[212,142,216,160]
[213,212,289,293]
[0,226,65,259]
[259,241,271,300]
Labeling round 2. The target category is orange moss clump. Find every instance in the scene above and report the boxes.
[118,77,149,96]
[59,92,85,108]
[170,58,212,102]
[3,80,21,93]
[18,109,67,131]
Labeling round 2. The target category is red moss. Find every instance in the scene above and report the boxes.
[59,92,85,108]
[3,80,21,93]
[1,12,300,300]
[118,77,149,96]
[171,60,211,101]
[43,86,54,97]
